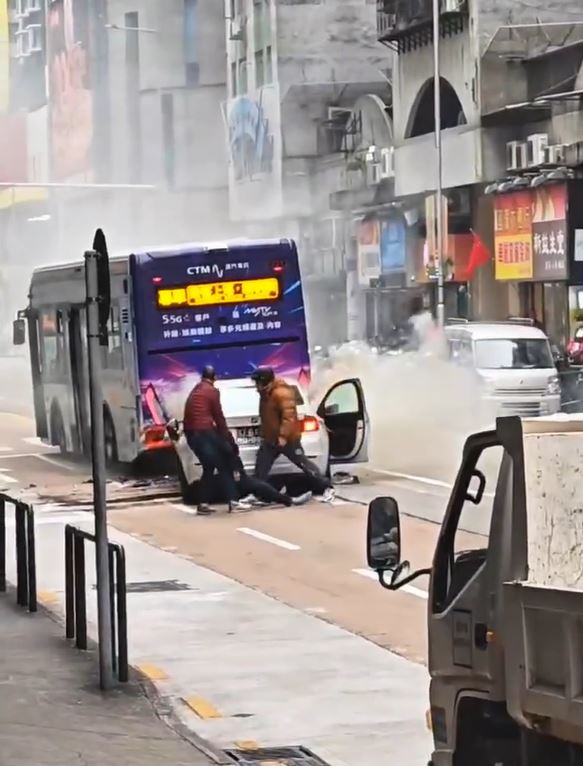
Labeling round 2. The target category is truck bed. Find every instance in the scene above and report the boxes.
[504,580,583,740]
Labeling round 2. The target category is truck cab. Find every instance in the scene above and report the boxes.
[367,415,583,766]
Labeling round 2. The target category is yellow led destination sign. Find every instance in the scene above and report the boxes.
[157,277,280,309]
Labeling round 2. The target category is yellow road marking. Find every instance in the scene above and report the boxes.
[235,741,260,751]
[136,663,168,681]
[37,591,60,605]
[183,696,222,719]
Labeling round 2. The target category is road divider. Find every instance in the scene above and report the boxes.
[237,527,300,551]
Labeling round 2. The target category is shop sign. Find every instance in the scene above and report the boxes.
[531,184,567,280]
[357,218,381,286]
[494,191,533,280]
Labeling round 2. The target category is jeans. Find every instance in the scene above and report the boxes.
[185,430,238,504]
[255,440,331,495]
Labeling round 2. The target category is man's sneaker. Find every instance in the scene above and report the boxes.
[291,491,312,506]
[230,499,253,512]
[319,487,336,504]
[196,504,215,516]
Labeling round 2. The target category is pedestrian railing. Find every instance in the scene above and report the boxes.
[64,525,129,682]
[0,493,37,612]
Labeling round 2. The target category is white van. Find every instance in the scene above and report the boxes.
[445,319,561,417]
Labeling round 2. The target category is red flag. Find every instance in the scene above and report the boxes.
[466,232,490,280]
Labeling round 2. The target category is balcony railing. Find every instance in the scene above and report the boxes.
[377,0,467,49]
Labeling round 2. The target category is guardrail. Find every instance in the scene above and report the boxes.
[64,525,128,682]
[0,494,37,612]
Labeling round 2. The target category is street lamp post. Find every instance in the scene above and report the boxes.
[432,0,445,327]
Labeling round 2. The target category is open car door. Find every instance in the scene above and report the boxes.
[317,378,369,463]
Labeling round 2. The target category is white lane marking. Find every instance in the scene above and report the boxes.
[370,467,452,489]
[237,527,300,551]
[6,512,90,526]
[368,467,494,500]
[0,469,18,485]
[170,503,198,515]
[352,567,428,600]
[22,437,57,449]
[0,447,13,453]
[33,454,77,472]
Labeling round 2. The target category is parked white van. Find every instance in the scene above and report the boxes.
[445,319,561,417]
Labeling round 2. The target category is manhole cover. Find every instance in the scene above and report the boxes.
[92,580,192,593]
[225,747,330,766]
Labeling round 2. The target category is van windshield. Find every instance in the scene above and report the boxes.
[475,339,554,370]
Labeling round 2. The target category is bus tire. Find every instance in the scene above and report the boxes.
[103,409,118,467]
[50,405,67,455]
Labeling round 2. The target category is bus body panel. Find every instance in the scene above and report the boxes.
[130,239,311,423]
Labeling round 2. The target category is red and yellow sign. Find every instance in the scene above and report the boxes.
[494,191,533,280]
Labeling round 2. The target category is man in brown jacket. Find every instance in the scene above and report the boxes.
[251,368,334,500]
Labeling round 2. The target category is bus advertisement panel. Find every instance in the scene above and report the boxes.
[130,239,310,419]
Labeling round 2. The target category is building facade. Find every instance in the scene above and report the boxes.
[223,0,389,346]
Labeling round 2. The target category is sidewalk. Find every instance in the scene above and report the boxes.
[0,596,214,766]
[4,509,432,766]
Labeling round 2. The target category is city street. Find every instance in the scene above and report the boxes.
[0,405,493,766]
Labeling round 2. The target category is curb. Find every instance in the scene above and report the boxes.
[6,584,232,766]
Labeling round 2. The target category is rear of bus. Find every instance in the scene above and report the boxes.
[130,239,310,451]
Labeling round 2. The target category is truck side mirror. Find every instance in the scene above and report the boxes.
[13,318,26,346]
[367,496,401,571]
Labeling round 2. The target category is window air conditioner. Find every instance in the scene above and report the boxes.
[366,162,381,186]
[27,24,42,53]
[543,144,567,166]
[506,141,527,172]
[379,147,394,178]
[527,133,549,167]
[443,0,463,12]
[26,0,42,12]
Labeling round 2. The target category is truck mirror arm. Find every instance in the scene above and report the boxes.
[377,564,432,591]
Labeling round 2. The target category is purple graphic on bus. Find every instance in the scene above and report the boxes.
[130,239,310,421]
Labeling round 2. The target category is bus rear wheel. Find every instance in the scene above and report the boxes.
[103,410,118,467]
[51,407,67,455]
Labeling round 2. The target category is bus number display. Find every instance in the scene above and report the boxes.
[157,277,280,310]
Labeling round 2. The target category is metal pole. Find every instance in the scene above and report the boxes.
[432,0,445,327]
[85,250,114,689]
[0,498,5,593]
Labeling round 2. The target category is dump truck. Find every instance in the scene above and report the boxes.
[367,414,583,765]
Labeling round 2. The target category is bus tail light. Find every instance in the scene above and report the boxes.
[142,425,168,449]
[301,416,319,434]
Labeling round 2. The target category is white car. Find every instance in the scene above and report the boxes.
[169,377,370,499]
[445,319,562,417]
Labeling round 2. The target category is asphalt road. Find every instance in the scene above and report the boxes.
[0,408,493,665]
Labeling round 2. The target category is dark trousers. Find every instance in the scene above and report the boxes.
[185,430,238,504]
[238,472,292,506]
[255,441,331,495]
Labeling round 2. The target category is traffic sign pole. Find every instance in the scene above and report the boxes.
[85,249,114,690]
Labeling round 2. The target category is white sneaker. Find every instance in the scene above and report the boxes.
[291,491,312,506]
[230,499,253,512]
[319,487,336,503]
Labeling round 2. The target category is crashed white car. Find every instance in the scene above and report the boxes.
[168,377,370,497]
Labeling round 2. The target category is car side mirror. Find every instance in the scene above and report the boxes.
[366,496,401,571]
[466,469,486,505]
[12,318,26,346]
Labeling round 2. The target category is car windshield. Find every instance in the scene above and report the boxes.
[474,339,554,370]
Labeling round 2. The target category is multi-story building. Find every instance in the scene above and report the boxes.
[374,0,583,344]
[223,0,388,345]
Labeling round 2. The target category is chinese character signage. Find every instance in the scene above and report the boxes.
[494,184,568,282]
[494,191,533,280]
[47,0,93,181]
[531,183,567,280]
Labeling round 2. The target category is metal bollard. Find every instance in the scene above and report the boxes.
[73,535,87,650]
[65,526,75,639]
[0,497,5,593]
[115,546,129,682]
[25,506,37,612]
[15,505,28,607]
